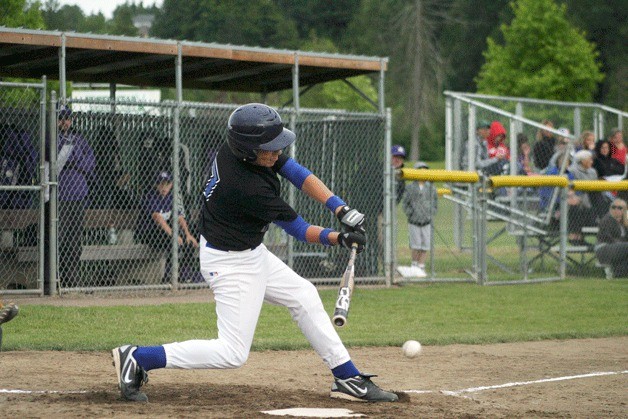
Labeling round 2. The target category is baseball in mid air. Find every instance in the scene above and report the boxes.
[402,340,422,358]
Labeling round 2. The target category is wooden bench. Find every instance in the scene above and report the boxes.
[11,244,159,263]
[1,208,170,288]
[0,208,140,247]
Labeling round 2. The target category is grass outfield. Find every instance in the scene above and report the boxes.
[3,280,627,351]
[2,159,626,351]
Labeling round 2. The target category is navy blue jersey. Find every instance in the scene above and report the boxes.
[200,142,297,251]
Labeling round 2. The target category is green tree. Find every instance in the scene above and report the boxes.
[475,0,604,101]
[107,3,139,36]
[439,0,511,92]
[42,1,85,31]
[1,0,45,28]
[276,0,359,42]
[152,0,299,48]
[563,0,626,108]
[294,36,378,112]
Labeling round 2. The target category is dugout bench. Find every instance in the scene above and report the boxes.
[0,209,168,289]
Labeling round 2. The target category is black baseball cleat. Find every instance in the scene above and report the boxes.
[330,373,399,402]
[112,345,149,402]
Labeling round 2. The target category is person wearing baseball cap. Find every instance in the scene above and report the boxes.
[53,103,95,290]
[134,170,200,284]
[401,161,437,278]
[391,144,407,203]
[112,103,397,403]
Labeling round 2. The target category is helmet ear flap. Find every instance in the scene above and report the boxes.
[227,134,258,162]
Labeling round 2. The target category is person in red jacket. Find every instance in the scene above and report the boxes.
[485,121,510,175]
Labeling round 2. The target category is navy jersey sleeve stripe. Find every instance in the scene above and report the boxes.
[278,157,312,190]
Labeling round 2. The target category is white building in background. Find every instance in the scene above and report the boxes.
[133,14,155,38]
[71,89,162,114]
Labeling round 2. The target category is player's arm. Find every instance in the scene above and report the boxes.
[274,215,365,252]
[278,157,365,233]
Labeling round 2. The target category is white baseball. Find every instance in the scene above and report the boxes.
[402,340,422,358]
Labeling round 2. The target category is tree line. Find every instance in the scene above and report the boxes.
[1,0,624,160]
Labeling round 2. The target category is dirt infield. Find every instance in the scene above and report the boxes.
[1,337,626,418]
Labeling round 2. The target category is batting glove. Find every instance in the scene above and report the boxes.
[337,206,365,234]
[337,231,366,254]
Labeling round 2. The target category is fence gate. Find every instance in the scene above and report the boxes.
[0,78,47,295]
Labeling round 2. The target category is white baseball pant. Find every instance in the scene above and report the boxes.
[163,236,351,370]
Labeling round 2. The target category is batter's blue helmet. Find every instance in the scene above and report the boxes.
[227,103,295,162]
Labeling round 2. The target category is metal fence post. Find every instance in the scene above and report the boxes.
[559,187,568,280]
[49,92,59,295]
[478,175,488,285]
[38,76,47,294]
[384,107,393,286]
[171,43,183,288]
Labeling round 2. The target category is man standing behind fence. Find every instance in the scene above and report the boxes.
[401,161,437,278]
[55,104,95,288]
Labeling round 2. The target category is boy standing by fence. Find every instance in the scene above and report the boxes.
[401,161,437,277]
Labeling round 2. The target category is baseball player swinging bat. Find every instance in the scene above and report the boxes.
[332,243,358,328]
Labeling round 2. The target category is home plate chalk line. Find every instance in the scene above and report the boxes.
[3,370,626,394]
[404,370,628,396]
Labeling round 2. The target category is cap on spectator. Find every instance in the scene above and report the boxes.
[414,161,429,169]
[156,171,172,184]
[477,120,491,129]
[391,144,406,158]
[558,127,570,136]
[58,104,73,119]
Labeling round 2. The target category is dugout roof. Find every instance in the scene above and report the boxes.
[0,27,387,94]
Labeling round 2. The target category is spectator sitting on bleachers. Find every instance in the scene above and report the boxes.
[516,133,534,175]
[547,128,572,170]
[569,150,602,240]
[461,120,506,175]
[595,198,628,277]
[593,139,625,179]
[532,119,556,173]
[486,121,510,169]
[609,128,626,166]
[575,130,596,153]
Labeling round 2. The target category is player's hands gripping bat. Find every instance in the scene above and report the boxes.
[333,242,359,328]
[337,206,366,234]
[337,231,366,253]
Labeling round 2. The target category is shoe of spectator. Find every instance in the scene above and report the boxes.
[412,266,427,278]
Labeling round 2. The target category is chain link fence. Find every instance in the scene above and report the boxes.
[442,92,626,283]
[0,86,388,295]
[0,79,46,294]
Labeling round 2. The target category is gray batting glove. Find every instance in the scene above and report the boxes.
[337,206,366,234]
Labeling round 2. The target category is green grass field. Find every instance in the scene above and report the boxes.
[2,159,626,351]
[4,279,626,351]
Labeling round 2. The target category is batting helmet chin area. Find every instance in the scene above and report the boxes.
[227,103,296,162]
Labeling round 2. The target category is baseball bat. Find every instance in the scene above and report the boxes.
[332,243,358,328]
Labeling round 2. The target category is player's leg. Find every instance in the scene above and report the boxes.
[260,244,398,402]
[112,241,268,401]
[163,243,267,369]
